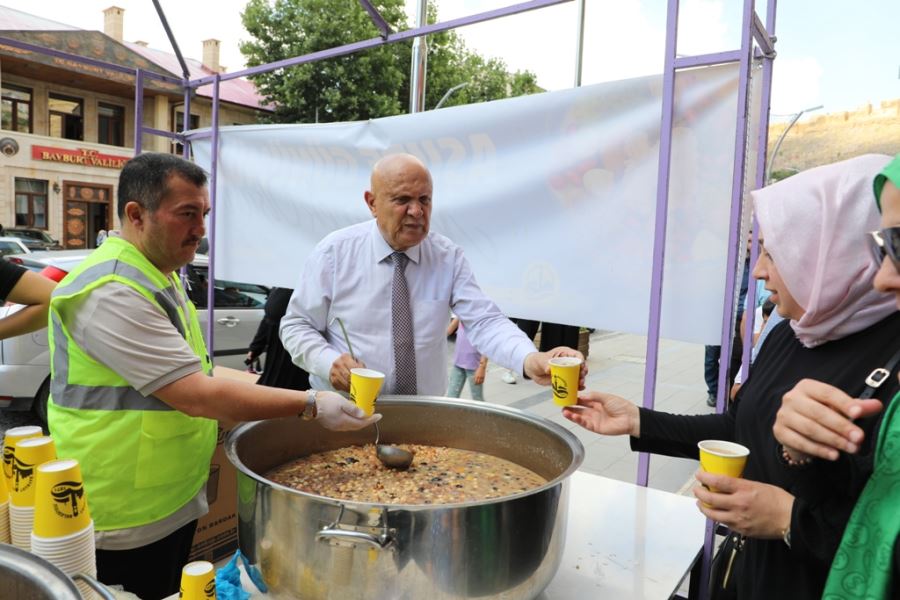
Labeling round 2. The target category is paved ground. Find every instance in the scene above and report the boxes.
[0,404,45,435]
[452,329,714,496]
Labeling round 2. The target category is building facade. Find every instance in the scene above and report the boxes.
[0,6,269,249]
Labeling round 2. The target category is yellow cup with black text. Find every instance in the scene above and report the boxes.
[0,461,7,504]
[10,436,57,508]
[3,426,43,495]
[550,357,582,407]
[32,459,91,538]
[697,440,750,491]
[180,560,217,599]
[349,368,385,416]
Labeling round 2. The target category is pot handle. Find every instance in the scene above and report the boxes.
[316,526,394,549]
[72,573,117,600]
[316,504,394,550]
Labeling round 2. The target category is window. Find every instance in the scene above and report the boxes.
[49,93,84,140]
[185,265,267,309]
[1,84,32,133]
[172,110,199,156]
[98,103,124,146]
[14,179,48,229]
[0,241,27,257]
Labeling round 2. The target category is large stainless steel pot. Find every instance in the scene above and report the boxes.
[226,396,584,600]
[0,543,114,600]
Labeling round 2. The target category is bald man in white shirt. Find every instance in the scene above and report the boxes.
[281,153,586,396]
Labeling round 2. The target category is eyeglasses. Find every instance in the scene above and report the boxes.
[868,227,900,270]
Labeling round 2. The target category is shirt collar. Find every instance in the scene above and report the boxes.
[370,220,421,265]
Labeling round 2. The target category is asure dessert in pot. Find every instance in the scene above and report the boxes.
[267,443,547,504]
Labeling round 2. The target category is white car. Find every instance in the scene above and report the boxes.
[0,250,268,423]
[0,236,31,258]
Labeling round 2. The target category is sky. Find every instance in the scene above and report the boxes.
[1,0,898,120]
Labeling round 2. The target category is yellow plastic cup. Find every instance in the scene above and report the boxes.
[3,426,43,494]
[549,357,582,406]
[32,459,91,538]
[179,560,217,599]
[10,437,57,507]
[697,440,750,492]
[0,463,7,504]
[349,368,385,416]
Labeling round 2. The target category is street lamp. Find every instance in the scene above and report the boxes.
[765,104,823,184]
[434,82,469,109]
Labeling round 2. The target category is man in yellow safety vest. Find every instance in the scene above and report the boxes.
[48,152,379,599]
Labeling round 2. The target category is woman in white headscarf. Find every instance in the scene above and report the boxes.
[563,154,900,600]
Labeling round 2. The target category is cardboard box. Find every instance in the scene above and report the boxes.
[188,367,258,563]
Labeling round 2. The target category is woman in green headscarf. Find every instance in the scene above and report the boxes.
[774,154,900,599]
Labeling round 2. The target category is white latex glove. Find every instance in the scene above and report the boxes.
[315,391,382,431]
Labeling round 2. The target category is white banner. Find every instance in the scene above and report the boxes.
[193,63,742,344]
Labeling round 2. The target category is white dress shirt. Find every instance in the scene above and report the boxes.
[280,220,536,395]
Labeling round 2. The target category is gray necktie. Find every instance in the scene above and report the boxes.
[391,252,417,395]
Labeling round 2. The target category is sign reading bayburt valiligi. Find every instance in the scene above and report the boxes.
[31,145,129,169]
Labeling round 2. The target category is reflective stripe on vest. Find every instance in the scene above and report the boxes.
[49,255,190,412]
[50,313,170,411]
[53,258,188,338]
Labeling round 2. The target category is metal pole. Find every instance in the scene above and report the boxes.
[698,2,769,599]
[573,0,586,87]
[765,104,822,183]
[409,0,428,113]
[205,74,221,367]
[133,69,144,155]
[182,87,192,159]
[740,0,778,384]
[434,82,469,109]
[151,0,191,80]
[636,0,680,488]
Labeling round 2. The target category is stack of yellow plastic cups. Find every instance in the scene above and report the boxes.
[3,425,43,490]
[8,435,56,550]
[3,426,44,547]
[0,462,9,543]
[180,561,217,600]
[31,458,97,600]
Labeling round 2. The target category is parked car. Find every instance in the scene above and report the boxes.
[0,249,269,423]
[2,227,62,251]
[0,236,31,258]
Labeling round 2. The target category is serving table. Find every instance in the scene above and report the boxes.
[538,470,704,599]
[165,469,704,600]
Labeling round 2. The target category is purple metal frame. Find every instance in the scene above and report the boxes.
[639,0,776,484]
[206,75,221,357]
[187,0,573,87]
[4,1,778,592]
[741,4,777,383]
[634,0,777,596]
[637,0,680,489]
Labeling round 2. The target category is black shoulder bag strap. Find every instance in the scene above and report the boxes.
[859,346,900,400]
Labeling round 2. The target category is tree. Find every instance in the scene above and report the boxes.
[240,0,543,123]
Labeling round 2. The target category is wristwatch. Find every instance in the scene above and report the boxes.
[301,389,318,420]
[782,524,792,548]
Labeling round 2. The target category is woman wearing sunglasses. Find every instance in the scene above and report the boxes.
[563,154,899,600]
[774,154,900,599]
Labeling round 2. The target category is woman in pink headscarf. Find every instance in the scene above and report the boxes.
[563,154,900,600]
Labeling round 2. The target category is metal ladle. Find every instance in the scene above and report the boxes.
[374,421,414,470]
[333,317,415,470]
